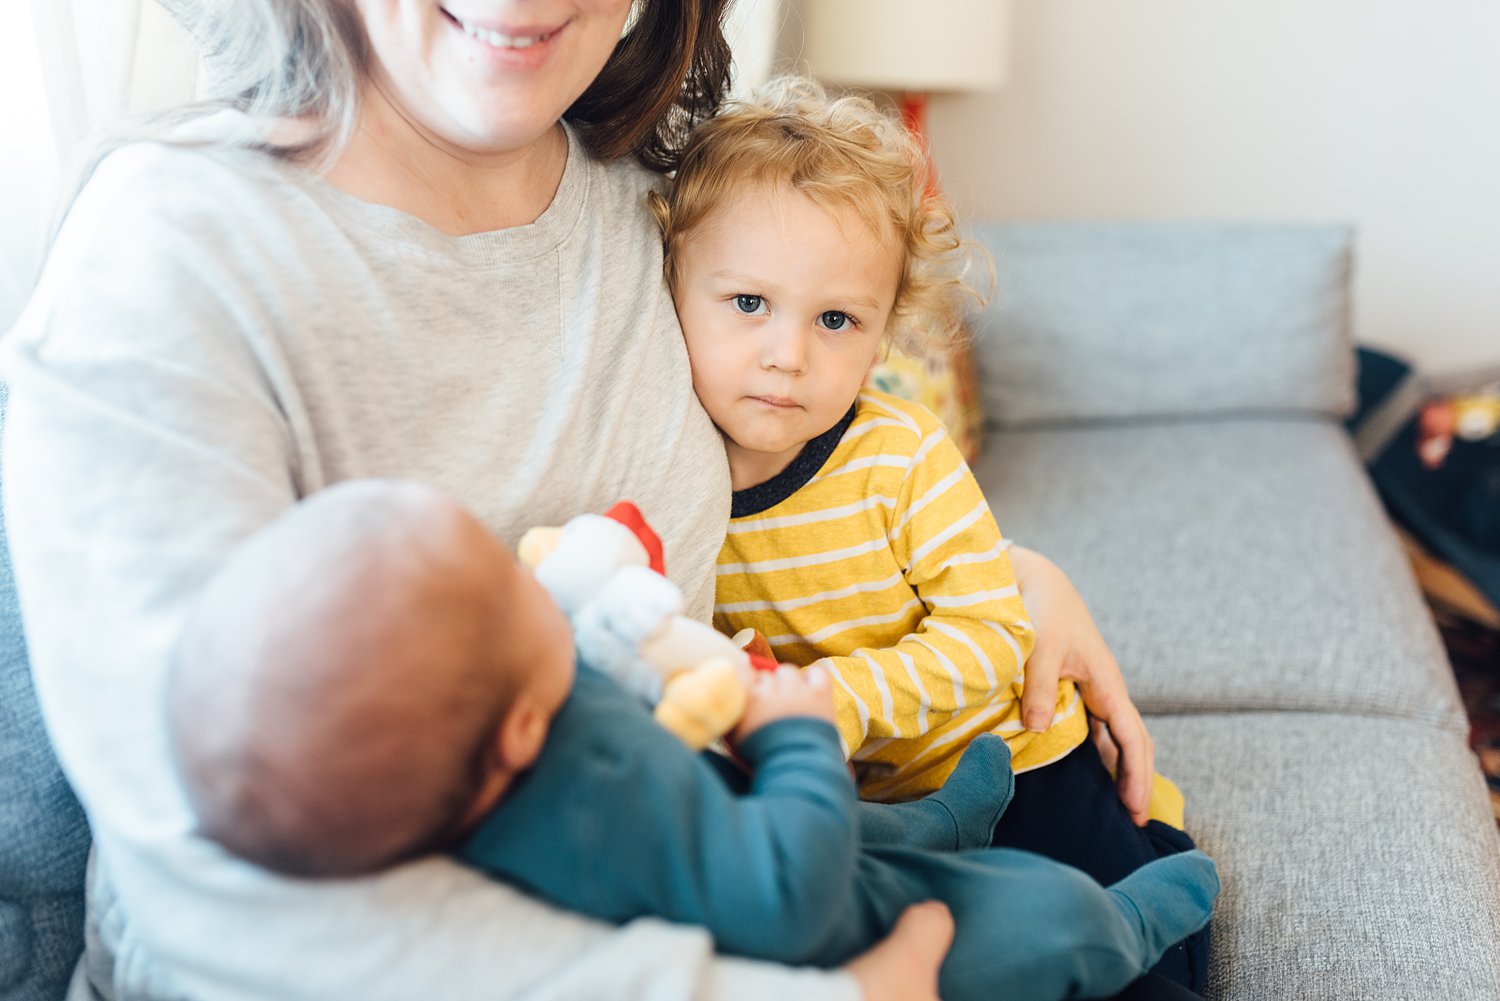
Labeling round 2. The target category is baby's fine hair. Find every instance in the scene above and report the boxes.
[652,76,988,355]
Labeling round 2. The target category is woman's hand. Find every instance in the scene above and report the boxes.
[845,901,954,1001]
[1009,546,1156,826]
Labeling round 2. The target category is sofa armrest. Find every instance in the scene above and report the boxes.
[967,222,1357,427]
[0,382,91,998]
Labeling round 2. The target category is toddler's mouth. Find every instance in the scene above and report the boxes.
[751,395,799,409]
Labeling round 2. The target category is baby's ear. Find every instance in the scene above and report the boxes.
[497,696,551,772]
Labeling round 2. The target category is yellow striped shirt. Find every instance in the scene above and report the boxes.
[715,390,1088,801]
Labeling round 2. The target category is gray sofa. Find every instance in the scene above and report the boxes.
[966,222,1500,998]
[3,222,1498,999]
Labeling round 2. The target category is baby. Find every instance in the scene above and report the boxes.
[652,77,1210,990]
[168,479,1217,1001]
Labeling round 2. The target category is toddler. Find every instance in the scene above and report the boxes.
[168,479,1218,1001]
[653,78,1208,991]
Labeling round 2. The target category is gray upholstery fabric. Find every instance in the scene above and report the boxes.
[0,383,90,1001]
[1149,712,1500,1001]
[973,417,1464,728]
[968,222,1358,427]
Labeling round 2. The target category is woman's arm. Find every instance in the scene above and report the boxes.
[0,146,888,1001]
[1008,546,1156,826]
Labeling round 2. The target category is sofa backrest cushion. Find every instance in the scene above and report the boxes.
[967,222,1357,427]
[0,382,91,1000]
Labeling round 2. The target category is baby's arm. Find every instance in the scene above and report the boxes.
[818,427,1035,755]
[462,667,867,968]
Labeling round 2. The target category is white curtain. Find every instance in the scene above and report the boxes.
[0,0,197,332]
[724,0,783,98]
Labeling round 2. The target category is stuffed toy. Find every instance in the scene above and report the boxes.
[519,501,776,749]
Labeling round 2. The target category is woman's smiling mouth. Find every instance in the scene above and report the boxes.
[440,9,566,50]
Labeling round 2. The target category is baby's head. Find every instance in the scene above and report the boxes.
[168,480,575,877]
[651,76,984,488]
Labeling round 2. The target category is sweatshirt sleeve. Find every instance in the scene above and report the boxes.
[463,697,864,969]
[819,426,1036,756]
[1,144,860,1001]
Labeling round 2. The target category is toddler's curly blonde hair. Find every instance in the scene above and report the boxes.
[650,76,987,356]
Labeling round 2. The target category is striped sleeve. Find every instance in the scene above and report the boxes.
[815,418,1035,756]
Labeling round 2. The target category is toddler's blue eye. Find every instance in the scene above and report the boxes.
[820,310,851,331]
[734,294,765,314]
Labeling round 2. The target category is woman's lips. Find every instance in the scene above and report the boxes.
[441,8,567,53]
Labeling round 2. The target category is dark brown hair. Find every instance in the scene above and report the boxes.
[567,0,735,172]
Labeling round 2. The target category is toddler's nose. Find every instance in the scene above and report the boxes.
[761,321,809,374]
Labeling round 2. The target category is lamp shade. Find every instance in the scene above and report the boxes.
[802,0,1010,93]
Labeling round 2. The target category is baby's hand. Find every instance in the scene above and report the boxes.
[731,664,835,742]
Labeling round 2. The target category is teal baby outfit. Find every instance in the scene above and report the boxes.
[460,666,1218,1001]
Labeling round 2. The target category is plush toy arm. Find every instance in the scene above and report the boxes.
[640,617,748,675]
[572,565,680,704]
[656,658,748,750]
[531,514,649,615]
[641,619,754,749]
[588,565,683,645]
[731,627,776,664]
[516,526,563,570]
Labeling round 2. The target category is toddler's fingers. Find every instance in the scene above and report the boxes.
[804,664,830,690]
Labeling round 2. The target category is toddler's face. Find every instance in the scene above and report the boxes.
[673,184,902,489]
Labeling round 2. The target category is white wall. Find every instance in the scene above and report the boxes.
[784,0,1500,377]
[1,1,197,334]
[0,1,59,328]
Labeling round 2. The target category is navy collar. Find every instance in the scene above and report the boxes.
[730,405,858,518]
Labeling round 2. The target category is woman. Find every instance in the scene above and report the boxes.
[3,1,1154,998]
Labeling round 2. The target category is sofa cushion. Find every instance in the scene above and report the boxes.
[1150,711,1500,1001]
[968,222,1357,427]
[973,417,1463,726]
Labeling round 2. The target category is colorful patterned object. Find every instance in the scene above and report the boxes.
[1417,382,1500,469]
[867,343,985,463]
[1352,349,1500,621]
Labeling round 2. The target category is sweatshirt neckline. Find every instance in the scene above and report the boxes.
[730,405,857,518]
[302,121,588,265]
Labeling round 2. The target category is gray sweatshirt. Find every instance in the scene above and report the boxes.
[1,118,858,1001]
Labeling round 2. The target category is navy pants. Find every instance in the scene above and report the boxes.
[991,738,1212,999]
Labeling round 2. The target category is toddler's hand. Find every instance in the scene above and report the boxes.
[731,664,835,742]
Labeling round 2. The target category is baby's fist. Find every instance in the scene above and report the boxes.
[731,665,835,742]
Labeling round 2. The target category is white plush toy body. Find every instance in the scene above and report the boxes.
[518,503,761,749]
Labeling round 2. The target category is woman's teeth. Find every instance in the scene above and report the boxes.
[457,19,552,49]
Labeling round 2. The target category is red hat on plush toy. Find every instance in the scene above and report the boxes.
[602,501,665,576]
